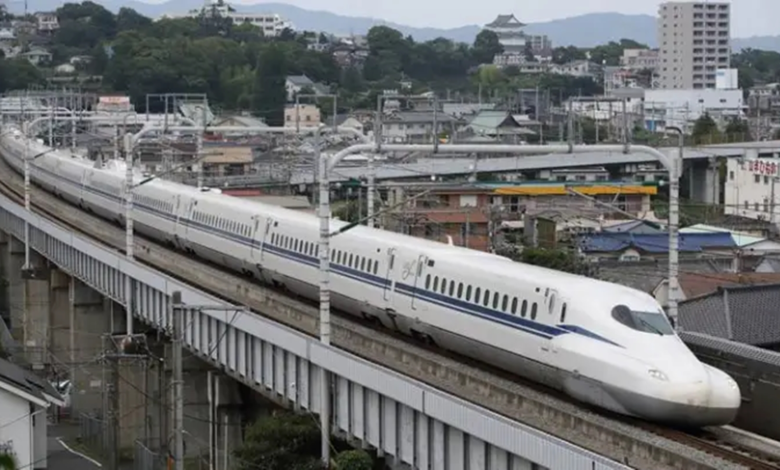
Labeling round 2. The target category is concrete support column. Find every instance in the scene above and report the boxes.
[48,268,71,375]
[69,277,108,416]
[7,237,50,368]
[0,232,9,325]
[706,157,722,206]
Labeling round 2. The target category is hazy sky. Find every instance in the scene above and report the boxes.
[142,0,778,37]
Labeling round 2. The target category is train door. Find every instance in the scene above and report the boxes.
[252,216,268,262]
[382,247,397,308]
[182,199,197,241]
[410,254,428,311]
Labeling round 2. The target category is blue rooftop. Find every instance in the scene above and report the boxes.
[577,232,736,253]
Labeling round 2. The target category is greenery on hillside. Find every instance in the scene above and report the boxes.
[3,2,780,119]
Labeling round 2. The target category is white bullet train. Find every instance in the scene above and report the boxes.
[0,126,741,427]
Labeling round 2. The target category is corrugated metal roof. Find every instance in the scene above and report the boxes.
[680,283,780,346]
[577,232,735,253]
[0,356,62,405]
[681,223,765,247]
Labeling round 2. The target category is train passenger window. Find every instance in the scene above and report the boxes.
[448,281,454,297]
[348,254,354,267]
[611,305,673,335]
[548,294,556,314]
[511,297,518,314]
[560,303,567,323]
[474,287,480,303]
[373,261,378,275]
[483,290,490,307]
[425,274,431,289]
[465,285,471,301]
[531,303,538,320]
[441,278,447,294]
[521,300,528,317]
[360,257,366,271]
[433,276,439,292]
[457,283,463,299]
[492,292,499,309]
[502,295,508,312]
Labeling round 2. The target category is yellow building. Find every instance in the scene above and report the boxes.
[284,104,321,128]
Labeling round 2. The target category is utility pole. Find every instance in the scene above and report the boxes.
[168,293,248,470]
[171,291,184,470]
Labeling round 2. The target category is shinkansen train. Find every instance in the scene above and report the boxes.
[0,126,741,427]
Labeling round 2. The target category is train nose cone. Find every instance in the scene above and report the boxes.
[700,366,741,426]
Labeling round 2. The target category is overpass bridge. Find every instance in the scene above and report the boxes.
[0,146,755,470]
[187,142,780,207]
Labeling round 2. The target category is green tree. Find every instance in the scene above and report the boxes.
[253,43,288,126]
[471,29,503,65]
[333,450,373,470]
[518,247,590,275]
[551,45,586,65]
[0,452,16,470]
[691,113,720,144]
[523,42,535,63]
[233,412,322,470]
[724,118,751,142]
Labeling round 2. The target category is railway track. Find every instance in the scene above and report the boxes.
[0,156,776,470]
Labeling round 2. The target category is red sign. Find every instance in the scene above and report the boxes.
[747,159,780,177]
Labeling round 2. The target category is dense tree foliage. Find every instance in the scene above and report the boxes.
[233,410,377,470]
[4,1,780,117]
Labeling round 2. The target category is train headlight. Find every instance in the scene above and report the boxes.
[726,377,739,390]
[648,369,668,381]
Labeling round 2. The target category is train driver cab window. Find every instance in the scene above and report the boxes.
[611,305,674,335]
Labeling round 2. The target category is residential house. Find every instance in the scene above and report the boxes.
[383,181,658,252]
[284,104,321,128]
[678,281,780,350]
[0,357,63,470]
[462,110,536,142]
[200,142,255,176]
[379,110,460,143]
[576,231,736,262]
[552,60,601,79]
[211,114,268,136]
[33,12,58,34]
[285,75,330,102]
[597,258,742,294]
[325,114,365,133]
[21,48,52,66]
[653,272,780,311]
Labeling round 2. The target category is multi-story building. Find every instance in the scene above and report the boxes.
[525,34,552,57]
[621,49,660,70]
[161,0,293,37]
[284,104,321,128]
[724,156,780,225]
[643,88,744,132]
[33,11,58,33]
[657,2,731,89]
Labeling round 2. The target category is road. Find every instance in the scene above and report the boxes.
[48,424,102,470]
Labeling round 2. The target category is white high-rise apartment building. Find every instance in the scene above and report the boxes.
[657,2,731,89]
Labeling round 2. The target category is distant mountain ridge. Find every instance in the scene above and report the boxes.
[13,1,780,52]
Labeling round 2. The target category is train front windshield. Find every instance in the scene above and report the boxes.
[611,305,674,335]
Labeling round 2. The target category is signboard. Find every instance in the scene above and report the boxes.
[96,95,132,113]
[746,159,780,177]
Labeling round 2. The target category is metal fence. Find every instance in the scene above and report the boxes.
[134,440,164,470]
[79,412,110,458]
